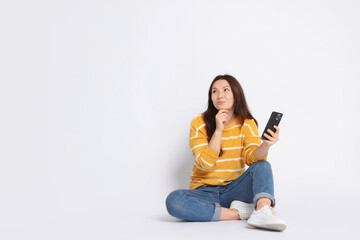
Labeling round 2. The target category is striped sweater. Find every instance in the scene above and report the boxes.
[189,114,267,189]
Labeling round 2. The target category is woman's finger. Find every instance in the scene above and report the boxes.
[273,125,280,133]
[264,133,274,141]
[267,129,275,137]
[265,133,278,142]
[262,135,274,145]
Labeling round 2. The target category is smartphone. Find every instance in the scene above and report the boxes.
[261,111,283,140]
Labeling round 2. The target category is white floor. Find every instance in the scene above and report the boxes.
[148,196,356,240]
[1,189,357,240]
[1,165,358,240]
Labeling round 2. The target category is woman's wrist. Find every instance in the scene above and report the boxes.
[261,141,272,148]
[255,142,271,158]
[215,128,223,134]
[208,129,223,152]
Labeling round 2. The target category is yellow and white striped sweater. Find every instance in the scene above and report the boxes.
[189,114,267,189]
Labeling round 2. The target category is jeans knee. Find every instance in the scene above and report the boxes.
[254,160,271,169]
[165,189,184,218]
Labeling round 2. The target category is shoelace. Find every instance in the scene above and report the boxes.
[268,206,277,216]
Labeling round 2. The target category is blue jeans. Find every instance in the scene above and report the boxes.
[165,160,275,221]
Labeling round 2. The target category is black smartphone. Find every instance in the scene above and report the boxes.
[261,111,283,140]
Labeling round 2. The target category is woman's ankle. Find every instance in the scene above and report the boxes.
[256,197,272,211]
[219,207,241,220]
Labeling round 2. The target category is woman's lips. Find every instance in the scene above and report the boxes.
[218,101,225,104]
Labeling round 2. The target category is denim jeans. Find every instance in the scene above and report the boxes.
[165,160,275,221]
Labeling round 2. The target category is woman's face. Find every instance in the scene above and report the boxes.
[211,79,234,111]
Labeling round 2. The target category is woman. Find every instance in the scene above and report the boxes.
[165,74,287,231]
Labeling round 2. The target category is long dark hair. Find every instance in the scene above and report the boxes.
[201,74,257,156]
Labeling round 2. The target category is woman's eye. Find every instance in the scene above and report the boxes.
[213,89,229,93]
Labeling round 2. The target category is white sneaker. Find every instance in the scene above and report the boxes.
[230,200,256,220]
[247,205,287,231]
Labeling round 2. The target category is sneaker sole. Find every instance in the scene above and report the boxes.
[247,219,287,231]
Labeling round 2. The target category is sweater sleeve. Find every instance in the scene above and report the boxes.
[242,119,267,166]
[189,116,220,170]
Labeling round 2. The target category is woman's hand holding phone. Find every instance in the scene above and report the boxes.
[262,125,280,147]
[256,111,283,158]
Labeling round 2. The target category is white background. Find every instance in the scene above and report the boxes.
[1,0,360,239]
